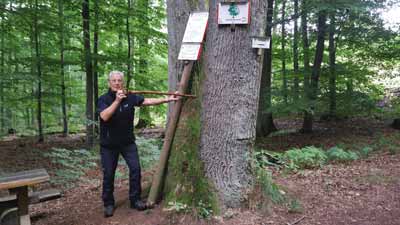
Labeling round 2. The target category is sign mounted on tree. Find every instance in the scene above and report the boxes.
[178,12,209,61]
[218,0,250,25]
[252,36,270,49]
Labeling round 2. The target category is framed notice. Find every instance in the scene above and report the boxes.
[252,37,270,49]
[178,43,202,61]
[218,1,250,25]
[182,12,209,43]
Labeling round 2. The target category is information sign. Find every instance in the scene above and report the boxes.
[218,2,250,25]
[182,12,209,43]
[178,43,202,61]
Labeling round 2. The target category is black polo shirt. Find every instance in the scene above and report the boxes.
[97,89,144,147]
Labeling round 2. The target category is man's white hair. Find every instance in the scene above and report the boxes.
[108,71,124,80]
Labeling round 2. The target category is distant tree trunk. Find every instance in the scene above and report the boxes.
[281,0,288,104]
[0,2,4,133]
[58,0,68,136]
[82,0,94,147]
[34,0,43,142]
[257,0,278,137]
[302,10,327,133]
[328,13,336,117]
[293,0,299,101]
[93,0,99,121]
[126,0,133,89]
[300,0,312,132]
[136,0,151,128]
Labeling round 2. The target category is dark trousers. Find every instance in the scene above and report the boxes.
[100,143,141,207]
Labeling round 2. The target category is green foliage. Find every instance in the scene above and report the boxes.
[287,198,303,214]
[282,146,328,171]
[326,146,359,162]
[42,148,97,187]
[135,136,162,169]
[255,166,286,204]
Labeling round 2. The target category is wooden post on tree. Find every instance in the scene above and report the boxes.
[147,61,194,204]
[148,12,209,205]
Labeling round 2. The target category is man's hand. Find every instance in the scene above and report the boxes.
[115,90,127,103]
[166,91,180,102]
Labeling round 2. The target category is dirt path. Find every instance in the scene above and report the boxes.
[1,120,399,225]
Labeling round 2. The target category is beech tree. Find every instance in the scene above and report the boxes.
[165,0,268,209]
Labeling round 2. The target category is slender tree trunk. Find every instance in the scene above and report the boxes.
[136,0,151,128]
[293,0,299,101]
[302,10,327,133]
[93,0,99,123]
[201,0,267,208]
[328,13,336,117]
[58,0,68,136]
[0,2,4,133]
[257,0,277,137]
[82,0,94,147]
[34,0,43,142]
[281,0,287,104]
[301,0,312,132]
[126,0,133,89]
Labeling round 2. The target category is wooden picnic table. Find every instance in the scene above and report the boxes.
[0,169,50,225]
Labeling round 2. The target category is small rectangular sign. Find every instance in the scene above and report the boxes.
[182,12,209,43]
[252,37,271,49]
[218,2,250,25]
[178,43,202,61]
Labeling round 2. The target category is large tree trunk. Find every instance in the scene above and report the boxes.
[281,0,288,104]
[328,13,336,117]
[257,0,278,138]
[34,0,43,142]
[58,0,68,136]
[166,1,203,121]
[293,0,300,101]
[200,0,267,208]
[82,0,94,147]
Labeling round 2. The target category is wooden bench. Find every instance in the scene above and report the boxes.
[0,169,61,225]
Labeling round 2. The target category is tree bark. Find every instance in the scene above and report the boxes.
[82,0,94,147]
[256,0,277,138]
[34,0,43,142]
[201,0,267,207]
[328,13,336,117]
[58,0,68,136]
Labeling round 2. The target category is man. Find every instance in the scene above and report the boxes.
[97,71,179,217]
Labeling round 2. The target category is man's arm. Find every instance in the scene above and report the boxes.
[100,90,126,121]
[142,95,179,106]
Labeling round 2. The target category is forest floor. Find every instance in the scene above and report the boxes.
[0,117,399,225]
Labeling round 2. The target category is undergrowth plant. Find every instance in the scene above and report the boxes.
[42,148,97,187]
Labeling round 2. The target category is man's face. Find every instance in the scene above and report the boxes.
[108,74,124,92]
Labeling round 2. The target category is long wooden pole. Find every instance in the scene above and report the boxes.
[147,61,194,205]
[128,90,196,98]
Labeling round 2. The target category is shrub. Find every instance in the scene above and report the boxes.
[326,146,359,163]
[282,146,327,171]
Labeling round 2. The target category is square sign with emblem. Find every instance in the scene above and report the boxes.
[218,1,250,25]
